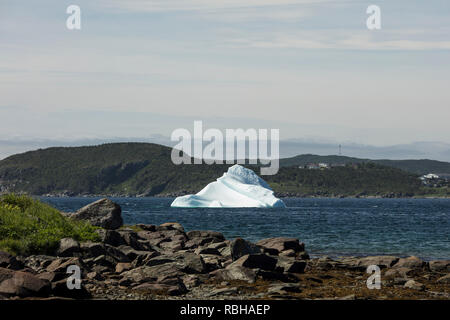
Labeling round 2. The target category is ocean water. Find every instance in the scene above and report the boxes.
[40,197,450,260]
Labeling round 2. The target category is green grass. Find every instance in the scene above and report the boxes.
[0,194,100,256]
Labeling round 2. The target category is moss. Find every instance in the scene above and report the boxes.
[0,194,100,256]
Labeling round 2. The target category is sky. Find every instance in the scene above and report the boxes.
[0,0,449,159]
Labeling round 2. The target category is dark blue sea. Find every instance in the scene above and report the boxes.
[40,197,450,260]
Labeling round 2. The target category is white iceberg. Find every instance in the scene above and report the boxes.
[170,164,286,208]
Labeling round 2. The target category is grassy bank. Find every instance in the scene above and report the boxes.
[0,194,99,256]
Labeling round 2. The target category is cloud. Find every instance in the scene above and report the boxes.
[97,0,336,12]
[225,30,450,51]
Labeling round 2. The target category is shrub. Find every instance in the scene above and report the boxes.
[0,194,100,255]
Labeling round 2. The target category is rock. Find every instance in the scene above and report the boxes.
[207,287,238,297]
[256,270,299,283]
[219,246,231,258]
[279,249,296,258]
[136,224,156,231]
[228,254,277,271]
[140,256,176,268]
[160,240,184,252]
[182,274,202,289]
[56,238,80,257]
[314,256,335,270]
[131,251,161,268]
[118,230,144,250]
[186,230,225,242]
[46,257,82,273]
[115,262,132,273]
[159,222,185,233]
[393,277,410,285]
[429,260,450,273]
[393,256,426,270]
[86,271,104,281]
[354,256,399,269]
[132,282,187,296]
[80,242,107,258]
[437,274,450,284]
[230,238,261,261]
[0,268,51,297]
[200,254,223,272]
[207,242,228,250]
[22,255,57,273]
[93,255,116,269]
[0,251,23,270]
[72,198,123,229]
[37,272,58,283]
[51,279,91,298]
[194,247,221,256]
[121,264,184,284]
[174,252,206,274]
[211,266,257,283]
[95,229,126,247]
[276,258,307,273]
[256,237,305,254]
[384,267,414,278]
[117,245,150,261]
[404,280,425,291]
[80,242,129,264]
[268,283,302,294]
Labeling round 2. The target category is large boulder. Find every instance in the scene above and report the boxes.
[210,266,257,283]
[228,254,277,271]
[71,198,123,229]
[256,237,305,254]
[56,238,80,257]
[0,268,51,298]
[230,238,261,261]
[120,264,184,285]
[276,257,307,273]
[185,230,225,248]
[392,256,426,270]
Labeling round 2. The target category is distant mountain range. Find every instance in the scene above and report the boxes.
[0,142,448,197]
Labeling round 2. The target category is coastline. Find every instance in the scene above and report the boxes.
[34,193,450,199]
[1,196,448,300]
[1,221,449,300]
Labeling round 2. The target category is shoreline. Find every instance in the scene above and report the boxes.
[1,221,449,300]
[35,194,450,199]
[1,197,448,300]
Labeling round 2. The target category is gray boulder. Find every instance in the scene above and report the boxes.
[57,238,80,257]
[392,256,426,270]
[210,266,257,283]
[276,257,307,273]
[72,198,123,229]
[230,238,261,261]
[256,237,305,254]
[228,254,277,271]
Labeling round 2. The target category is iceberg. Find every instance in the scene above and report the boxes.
[170,164,286,208]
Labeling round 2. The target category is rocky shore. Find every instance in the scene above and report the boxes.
[0,199,449,300]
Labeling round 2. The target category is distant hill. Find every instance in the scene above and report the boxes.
[0,143,228,196]
[0,143,447,197]
[280,154,450,175]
